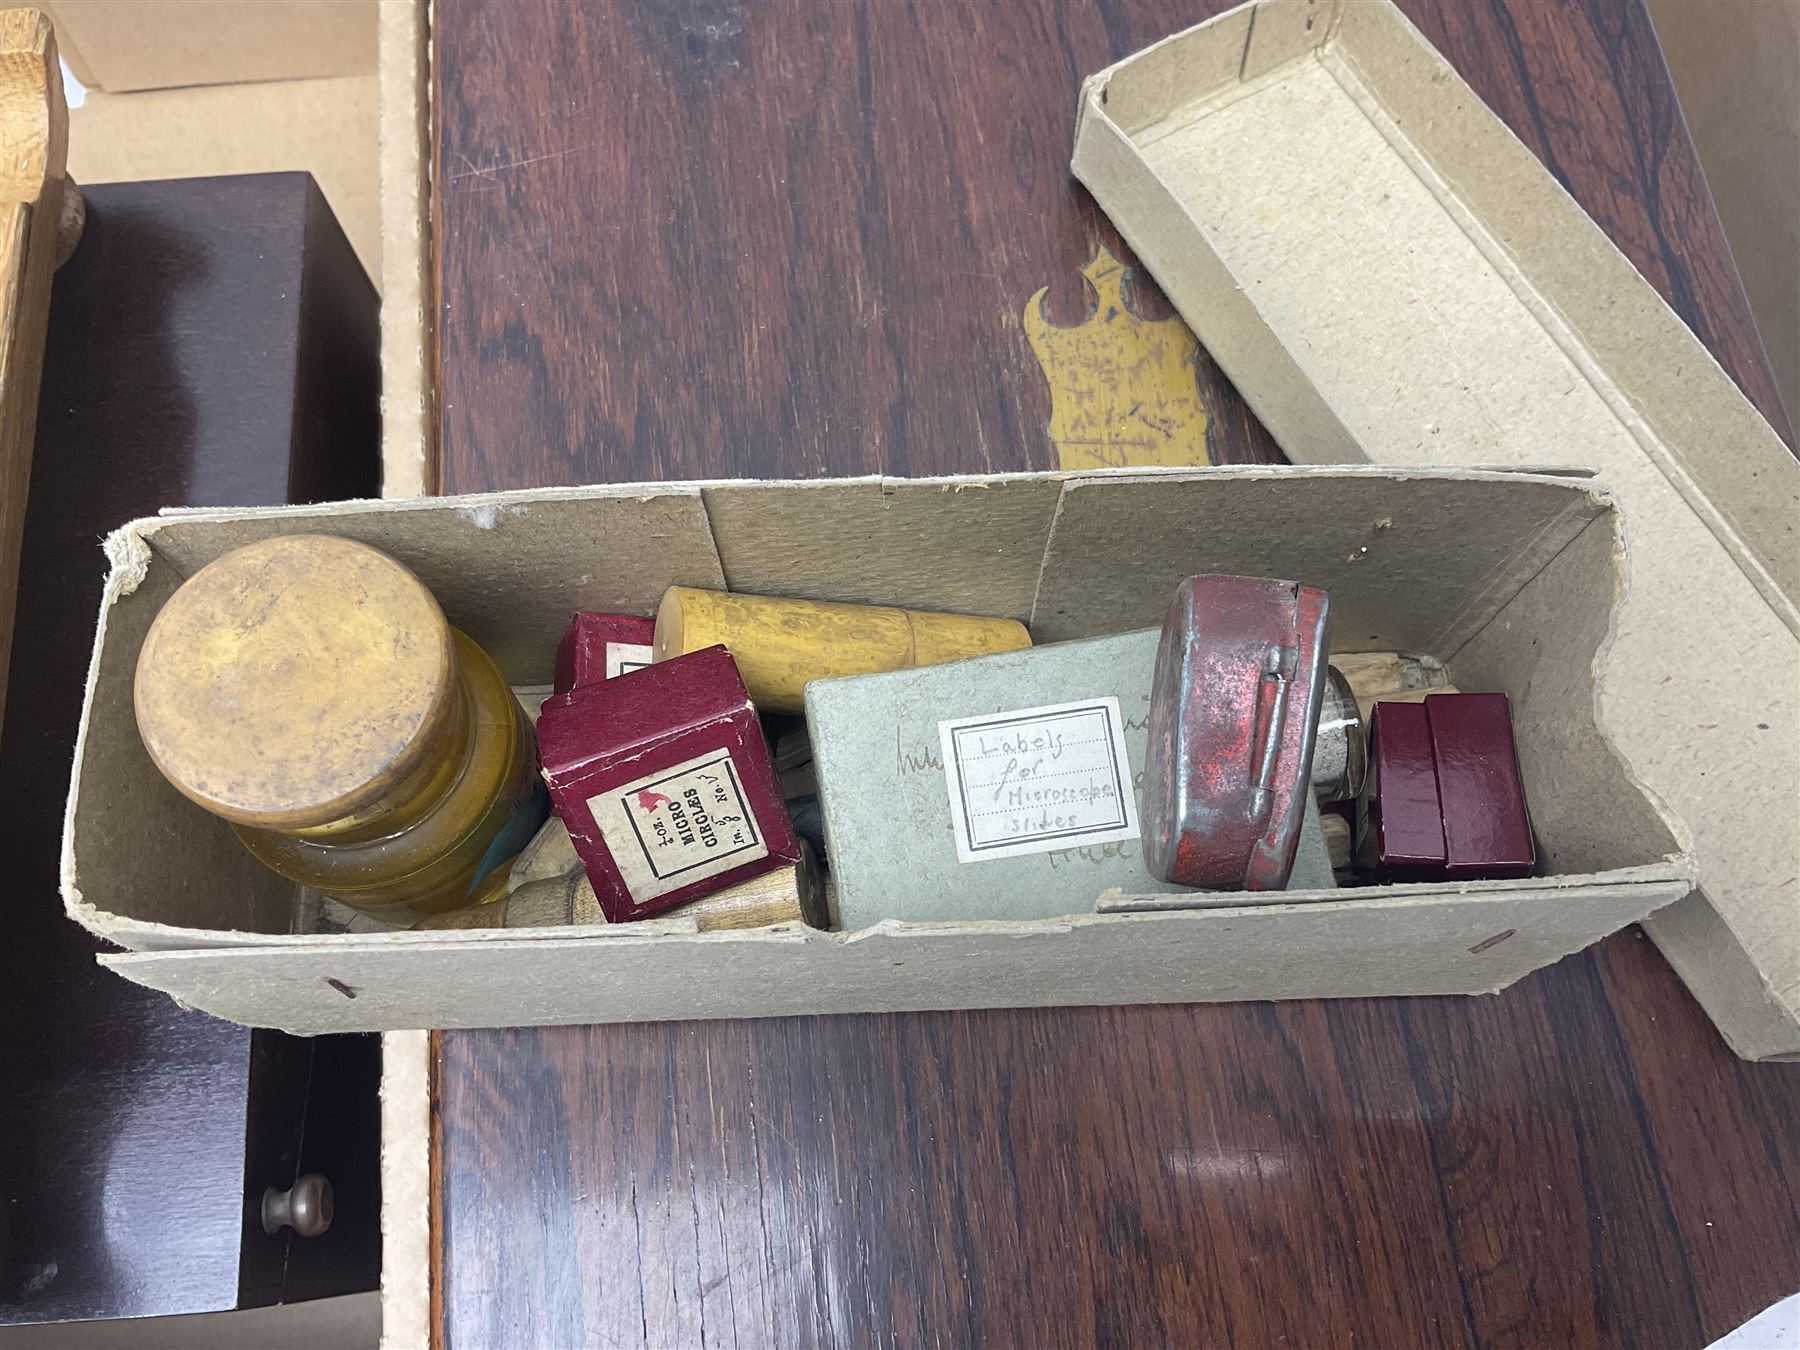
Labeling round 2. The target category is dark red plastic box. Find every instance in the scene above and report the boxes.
[1365,693,1533,881]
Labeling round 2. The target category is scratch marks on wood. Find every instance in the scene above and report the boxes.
[447,147,579,190]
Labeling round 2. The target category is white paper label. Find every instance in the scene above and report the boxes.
[587,748,768,901]
[937,697,1140,863]
[605,642,655,680]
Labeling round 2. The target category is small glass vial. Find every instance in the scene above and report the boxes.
[133,534,544,921]
[1312,665,1367,803]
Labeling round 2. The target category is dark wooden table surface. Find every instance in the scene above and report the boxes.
[429,1,1799,1346]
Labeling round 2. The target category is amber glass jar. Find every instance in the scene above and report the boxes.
[133,534,545,920]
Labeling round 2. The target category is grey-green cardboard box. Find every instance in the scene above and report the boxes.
[807,628,1332,928]
[61,467,1691,1034]
[1070,0,1799,1059]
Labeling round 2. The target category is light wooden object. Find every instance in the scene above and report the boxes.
[418,815,826,933]
[0,8,68,751]
[1318,811,1351,872]
[1331,651,1456,722]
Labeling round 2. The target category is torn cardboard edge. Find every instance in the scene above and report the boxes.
[1095,864,1688,912]
[1070,0,1800,1060]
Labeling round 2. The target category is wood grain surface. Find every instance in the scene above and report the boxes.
[430,1,1800,1346]
[436,933,1800,1349]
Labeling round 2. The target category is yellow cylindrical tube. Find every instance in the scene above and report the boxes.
[653,587,1031,713]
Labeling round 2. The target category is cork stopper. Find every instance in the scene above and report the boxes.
[134,534,457,831]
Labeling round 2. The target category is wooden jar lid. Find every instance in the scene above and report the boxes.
[134,534,457,830]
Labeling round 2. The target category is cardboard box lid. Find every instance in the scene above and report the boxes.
[1071,0,1800,1058]
[44,0,375,94]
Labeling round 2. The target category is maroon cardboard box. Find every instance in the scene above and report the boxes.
[537,645,800,921]
[553,611,656,694]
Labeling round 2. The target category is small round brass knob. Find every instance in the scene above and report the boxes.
[262,1173,334,1237]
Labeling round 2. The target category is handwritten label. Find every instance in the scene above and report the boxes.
[895,727,944,776]
[938,698,1139,863]
[587,748,767,901]
[605,642,655,680]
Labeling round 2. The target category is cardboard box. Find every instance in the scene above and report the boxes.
[1071,0,1800,1060]
[376,0,431,498]
[46,3,380,299]
[45,0,374,94]
[65,76,379,283]
[48,2,1750,1336]
[373,8,434,1343]
[63,467,1691,1037]
[807,627,1335,928]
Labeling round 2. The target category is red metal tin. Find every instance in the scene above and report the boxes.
[553,611,657,694]
[537,645,800,922]
[1142,574,1332,890]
